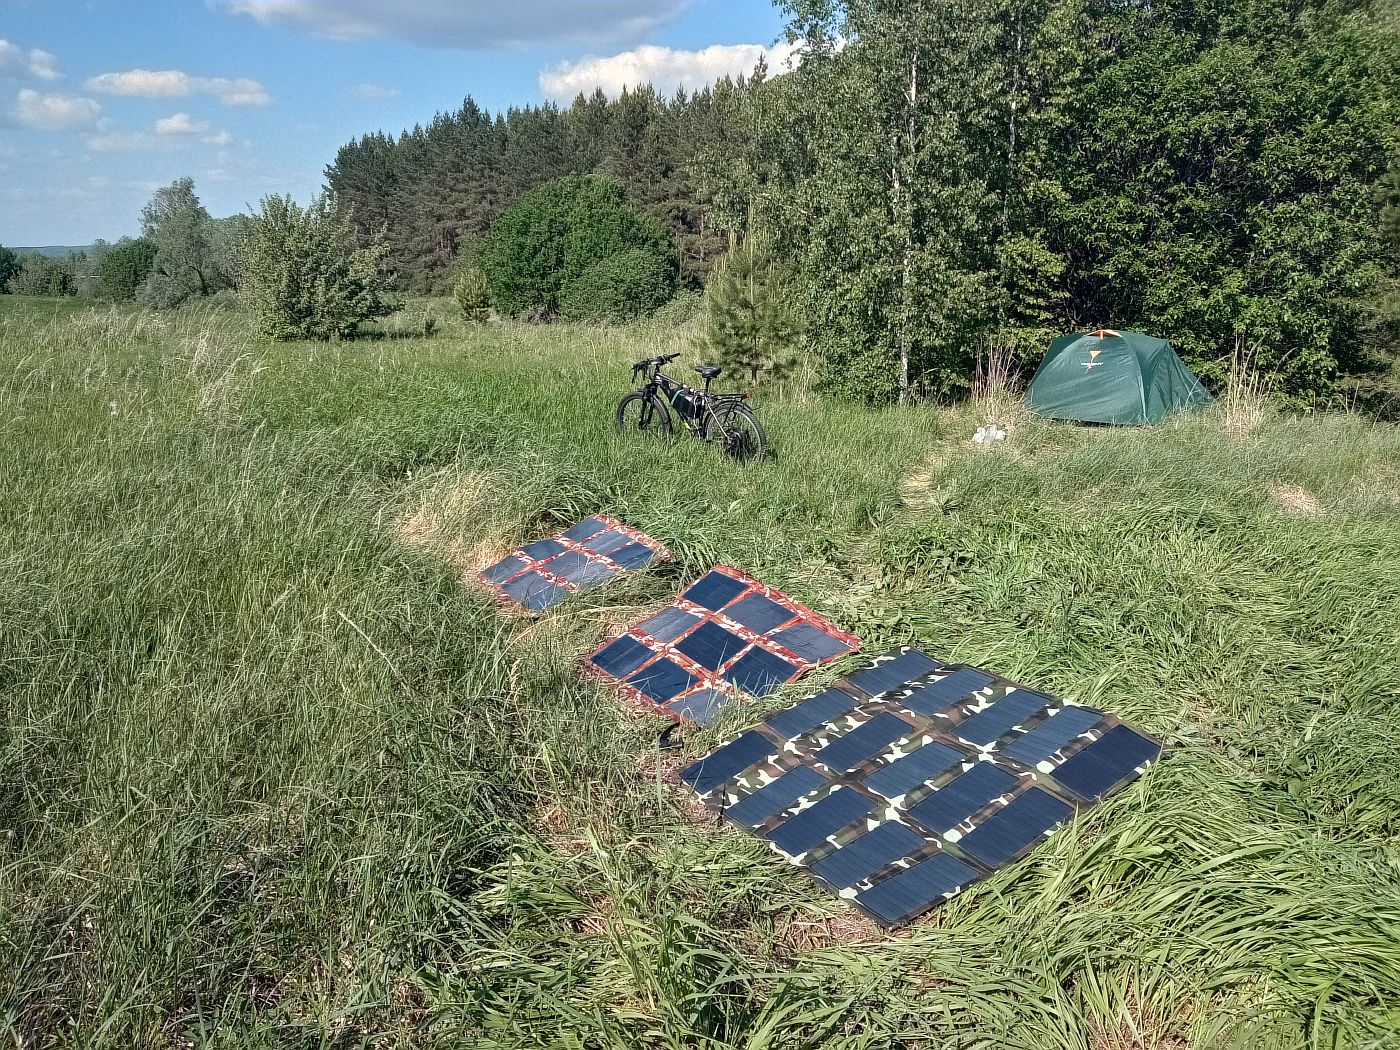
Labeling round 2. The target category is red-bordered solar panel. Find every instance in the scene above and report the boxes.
[586,565,861,725]
[478,515,671,612]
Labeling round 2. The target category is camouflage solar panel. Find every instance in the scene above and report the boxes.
[680,647,1161,929]
[586,565,860,726]
[479,515,669,612]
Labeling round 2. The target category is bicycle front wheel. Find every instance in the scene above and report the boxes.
[615,391,673,439]
[705,402,767,462]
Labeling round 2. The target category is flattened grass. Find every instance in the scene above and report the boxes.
[2,298,1399,1048]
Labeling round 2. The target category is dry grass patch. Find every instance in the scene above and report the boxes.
[776,908,883,952]
[1270,483,1324,517]
[393,469,501,582]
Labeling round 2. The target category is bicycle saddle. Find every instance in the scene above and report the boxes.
[694,364,722,380]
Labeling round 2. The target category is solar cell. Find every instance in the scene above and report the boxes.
[999,706,1104,766]
[726,766,827,827]
[591,635,653,680]
[955,689,1051,746]
[481,555,527,585]
[854,852,980,926]
[684,571,749,611]
[685,649,1159,928]
[502,571,567,611]
[582,529,633,556]
[561,517,607,542]
[771,623,853,663]
[1050,724,1161,801]
[862,740,965,798]
[899,668,996,716]
[521,538,567,562]
[675,621,749,672]
[809,821,926,889]
[637,607,701,643]
[766,687,861,739]
[956,788,1073,868]
[847,649,943,697]
[561,560,617,588]
[610,542,659,571]
[813,713,915,773]
[626,658,696,703]
[766,788,873,856]
[907,763,1021,835]
[680,730,779,793]
[664,688,730,726]
[724,647,801,697]
[725,593,798,633]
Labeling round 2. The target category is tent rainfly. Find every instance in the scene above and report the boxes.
[1026,329,1212,425]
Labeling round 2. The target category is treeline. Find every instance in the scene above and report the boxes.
[326,81,753,294]
[326,0,1397,403]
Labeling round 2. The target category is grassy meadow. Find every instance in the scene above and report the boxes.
[2,295,1400,1049]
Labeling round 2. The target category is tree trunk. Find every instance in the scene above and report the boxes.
[897,52,919,405]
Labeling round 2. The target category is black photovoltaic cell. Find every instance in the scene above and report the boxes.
[1050,724,1161,801]
[955,689,1050,746]
[1000,706,1103,766]
[766,788,873,855]
[675,621,749,672]
[725,593,798,633]
[481,555,527,585]
[862,740,966,798]
[809,821,926,888]
[521,538,567,562]
[907,763,1020,834]
[771,623,853,663]
[813,713,914,773]
[766,687,860,739]
[685,648,1160,929]
[684,571,749,611]
[610,542,657,571]
[592,636,653,680]
[726,766,826,827]
[561,517,607,542]
[855,852,980,926]
[582,530,632,556]
[563,560,617,588]
[665,688,729,726]
[900,667,996,717]
[848,650,943,697]
[681,730,779,793]
[544,550,593,579]
[724,648,800,697]
[502,571,567,611]
[626,658,696,703]
[638,607,701,643]
[956,787,1073,868]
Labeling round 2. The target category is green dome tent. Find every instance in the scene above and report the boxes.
[1026,329,1212,425]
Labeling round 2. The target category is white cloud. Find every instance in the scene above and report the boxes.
[87,114,233,153]
[87,69,272,107]
[213,0,688,49]
[154,112,212,136]
[540,41,799,100]
[9,89,102,131]
[0,39,61,81]
[352,82,399,101]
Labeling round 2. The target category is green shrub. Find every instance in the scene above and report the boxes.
[453,264,491,323]
[559,248,675,323]
[98,237,159,302]
[704,239,798,385]
[479,175,677,320]
[10,255,76,297]
[241,193,397,340]
[0,245,18,293]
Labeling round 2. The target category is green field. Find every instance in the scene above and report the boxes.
[3,296,1400,1049]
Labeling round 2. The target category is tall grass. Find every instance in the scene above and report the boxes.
[2,297,1399,1048]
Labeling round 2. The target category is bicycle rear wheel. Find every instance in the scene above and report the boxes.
[705,402,767,462]
[615,391,673,439]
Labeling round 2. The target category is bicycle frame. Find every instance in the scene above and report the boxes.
[634,359,750,439]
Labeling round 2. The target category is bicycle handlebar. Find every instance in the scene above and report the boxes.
[631,353,679,379]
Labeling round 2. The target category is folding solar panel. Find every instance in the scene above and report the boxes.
[680,647,1161,928]
[479,515,669,612]
[585,565,860,725]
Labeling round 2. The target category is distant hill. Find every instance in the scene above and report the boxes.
[12,245,97,259]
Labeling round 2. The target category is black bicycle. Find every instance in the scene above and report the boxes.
[615,353,768,461]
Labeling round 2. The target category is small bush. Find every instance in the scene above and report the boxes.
[454,265,491,323]
[10,255,76,297]
[241,194,397,340]
[99,237,159,301]
[559,248,675,323]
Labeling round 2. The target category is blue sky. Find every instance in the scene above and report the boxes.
[0,0,787,246]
